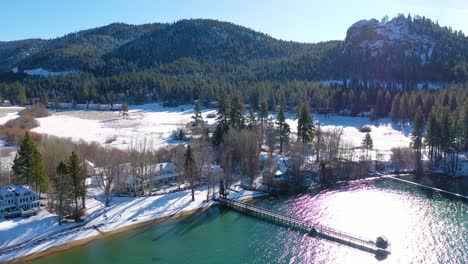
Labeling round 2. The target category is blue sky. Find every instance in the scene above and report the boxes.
[2,0,467,42]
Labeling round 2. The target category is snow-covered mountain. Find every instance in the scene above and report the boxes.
[342,15,467,81]
[0,15,466,82]
[345,16,434,64]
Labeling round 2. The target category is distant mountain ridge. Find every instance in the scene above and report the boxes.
[0,15,466,82]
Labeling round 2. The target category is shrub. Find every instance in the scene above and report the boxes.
[22,103,50,118]
[358,125,372,133]
[206,113,217,118]
[4,112,39,130]
[105,135,118,144]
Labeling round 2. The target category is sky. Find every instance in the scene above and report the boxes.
[1,0,467,43]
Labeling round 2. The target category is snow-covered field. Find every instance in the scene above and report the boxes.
[286,114,412,161]
[0,185,265,262]
[0,104,414,162]
[32,103,217,150]
[0,104,412,158]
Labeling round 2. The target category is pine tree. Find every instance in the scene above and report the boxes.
[213,93,230,145]
[361,133,373,157]
[390,94,401,122]
[411,107,425,172]
[191,101,203,125]
[375,89,384,117]
[424,111,438,160]
[359,91,368,113]
[229,93,245,129]
[276,107,290,153]
[461,100,468,150]
[120,102,129,119]
[439,108,452,161]
[32,148,48,194]
[12,132,36,185]
[184,145,196,201]
[55,161,70,225]
[384,90,392,116]
[297,102,315,144]
[247,105,256,130]
[68,151,82,214]
[191,101,204,134]
[259,100,268,139]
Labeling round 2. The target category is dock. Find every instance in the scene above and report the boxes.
[216,197,391,257]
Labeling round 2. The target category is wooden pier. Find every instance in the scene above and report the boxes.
[216,197,391,257]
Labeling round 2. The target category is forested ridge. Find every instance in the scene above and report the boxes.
[0,15,466,119]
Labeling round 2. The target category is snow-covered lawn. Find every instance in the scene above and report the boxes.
[0,186,265,262]
[286,114,412,161]
[32,103,217,150]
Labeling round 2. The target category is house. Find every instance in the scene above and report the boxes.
[82,160,95,176]
[114,162,179,193]
[125,175,148,194]
[153,162,179,185]
[0,185,40,218]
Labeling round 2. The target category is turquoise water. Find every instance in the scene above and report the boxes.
[30,178,467,264]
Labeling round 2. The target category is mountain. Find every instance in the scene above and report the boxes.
[0,16,466,82]
[109,19,309,67]
[342,14,467,81]
[0,23,162,73]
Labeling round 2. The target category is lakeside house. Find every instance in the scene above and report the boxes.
[0,185,40,218]
[114,162,180,194]
[153,162,178,185]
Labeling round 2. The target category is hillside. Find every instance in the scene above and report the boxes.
[0,16,466,82]
[342,14,468,81]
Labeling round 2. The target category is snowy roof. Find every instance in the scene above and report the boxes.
[84,160,95,168]
[156,162,176,172]
[0,184,36,196]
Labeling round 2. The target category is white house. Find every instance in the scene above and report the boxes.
[0,185,40,218]
[153,162,178,185]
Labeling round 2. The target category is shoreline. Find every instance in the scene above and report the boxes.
[3,194,266,264]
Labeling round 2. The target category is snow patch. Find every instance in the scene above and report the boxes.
[23,68,77,77]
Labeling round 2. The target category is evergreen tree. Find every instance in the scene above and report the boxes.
[375,89,384,117]
[229,93,245,129]
[461,100,468,150]
[361,133,373,157]
[12,132,49,193]
[12,133,36,185]
[259,100,268,139]
[191,101,204,134]
[120,102,129,118]
[439,108,452,161]
[390,94,401,122]
[32,148,48,194]
[184,145,196,201]
[424,111,438,160]
[297,102,315,144]
[68,151,83,214]
[247,105,256,130]
[40,92,49,106]
[55,161,70,225]
[191,101,203,125]
[411,107,425,172]
[359,91,368,112]
[213,93,230,145]
[276,107,290,153]
[54,99,62,110]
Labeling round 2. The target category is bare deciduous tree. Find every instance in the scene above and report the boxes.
[95,148,128,207]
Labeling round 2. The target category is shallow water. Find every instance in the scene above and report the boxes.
[31,178,468,264]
